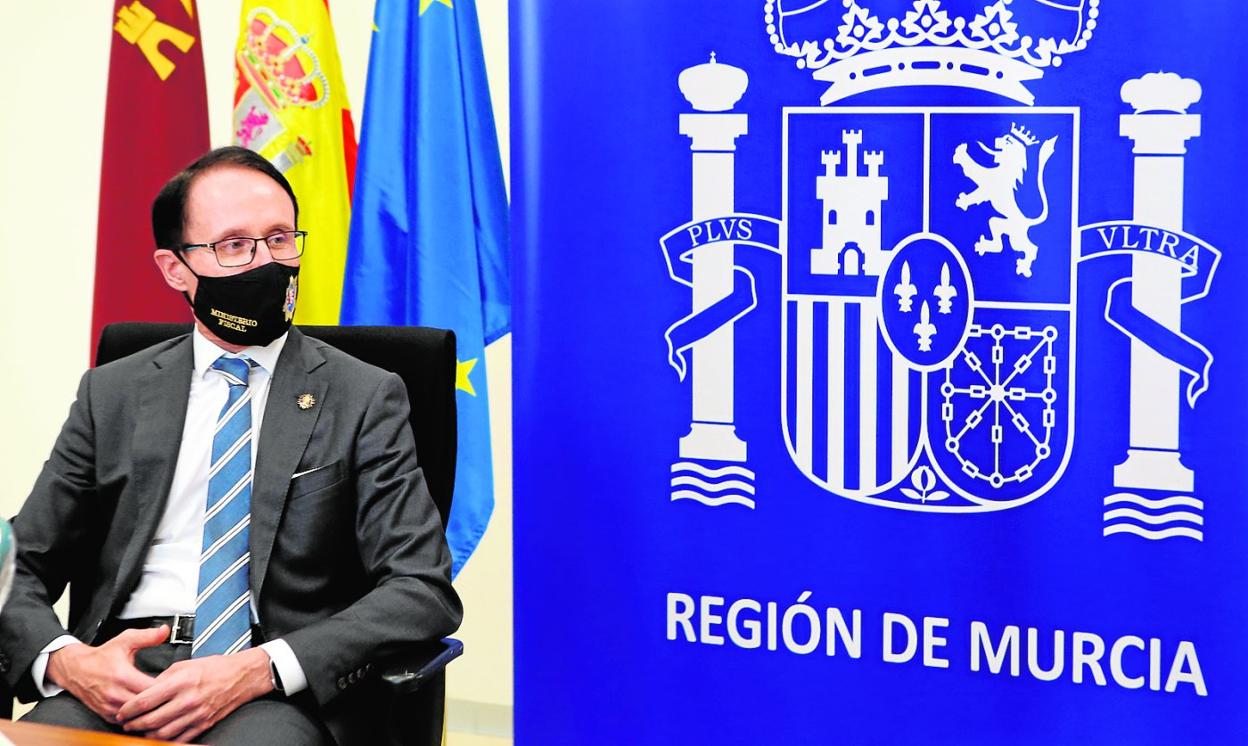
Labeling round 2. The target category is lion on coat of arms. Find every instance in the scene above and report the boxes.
[953,125,1058,277]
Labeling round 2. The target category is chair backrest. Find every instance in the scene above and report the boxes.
[95,322,458,527]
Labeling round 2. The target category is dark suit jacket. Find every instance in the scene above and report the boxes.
[0,327,462,744]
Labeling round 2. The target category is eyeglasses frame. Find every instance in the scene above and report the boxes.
[180,229,308,268]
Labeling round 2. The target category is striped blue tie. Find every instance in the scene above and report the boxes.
[194,355,258,658]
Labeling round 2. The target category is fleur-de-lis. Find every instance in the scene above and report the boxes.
[934,262,958,314]
[914,300,937,352]
[894,260,917,313]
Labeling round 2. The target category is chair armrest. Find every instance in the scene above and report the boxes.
[378,638,463,696]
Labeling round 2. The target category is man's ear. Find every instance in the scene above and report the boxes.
[154,249,192,293]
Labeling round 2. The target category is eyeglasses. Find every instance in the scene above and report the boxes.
[181,230,307,268]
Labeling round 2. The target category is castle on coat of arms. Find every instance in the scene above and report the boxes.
[812,131,889,281]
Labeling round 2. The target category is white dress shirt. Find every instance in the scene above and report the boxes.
[33,327,307,696]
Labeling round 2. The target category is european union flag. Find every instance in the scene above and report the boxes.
[342,0,509,577]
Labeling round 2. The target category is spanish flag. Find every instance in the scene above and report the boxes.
[232,0,357,324]
[93,0,209,359]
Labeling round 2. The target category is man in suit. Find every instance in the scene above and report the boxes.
[0,147,462,744]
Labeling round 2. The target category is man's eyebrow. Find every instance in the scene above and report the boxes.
[205,224,294,241]
[207,227,254,241]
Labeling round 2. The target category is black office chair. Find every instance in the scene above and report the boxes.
[96,322,464,746]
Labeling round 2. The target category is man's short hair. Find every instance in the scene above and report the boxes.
[151,146,299,251]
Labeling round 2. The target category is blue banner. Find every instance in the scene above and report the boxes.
[514,2,1248,742]
[343,0,508,576]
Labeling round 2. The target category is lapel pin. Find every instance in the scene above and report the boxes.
[297,393,317,410]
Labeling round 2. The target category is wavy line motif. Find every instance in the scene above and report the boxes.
[1102,493,1204,511]
[670,476,756,495]
[671,462,756,480]
[671,490,756,509]
[1103,524,1203,542]
[1103,508,1203,526]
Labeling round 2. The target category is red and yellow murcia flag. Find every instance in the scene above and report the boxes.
[233,0,357,324]
[93,0,210,358]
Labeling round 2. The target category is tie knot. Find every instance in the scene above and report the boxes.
[211,355,255,387]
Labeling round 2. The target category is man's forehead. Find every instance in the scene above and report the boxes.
[188,164,285,200]
[184,165,295,223]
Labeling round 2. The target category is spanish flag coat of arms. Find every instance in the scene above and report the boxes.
[233,1,357,324]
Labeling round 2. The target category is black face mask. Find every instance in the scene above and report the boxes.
[182,260,300,346]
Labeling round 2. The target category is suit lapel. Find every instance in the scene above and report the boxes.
[110,338,193,616]
[251,327,328,596]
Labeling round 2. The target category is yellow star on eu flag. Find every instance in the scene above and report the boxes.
[420,0,453,14]
[456,357,478,396]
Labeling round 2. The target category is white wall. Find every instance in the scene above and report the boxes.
[0,1,512,738]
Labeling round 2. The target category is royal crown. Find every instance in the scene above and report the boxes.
[236,8,329,111]
[1121,72,1202,115]
[764,0,1100,105]
[1008,122,1038,146]
[679,52,750,112]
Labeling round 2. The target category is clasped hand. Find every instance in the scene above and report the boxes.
[47,625,274,743]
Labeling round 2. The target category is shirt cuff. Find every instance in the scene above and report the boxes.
[32,635,81,698]
[258,638,307,696]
